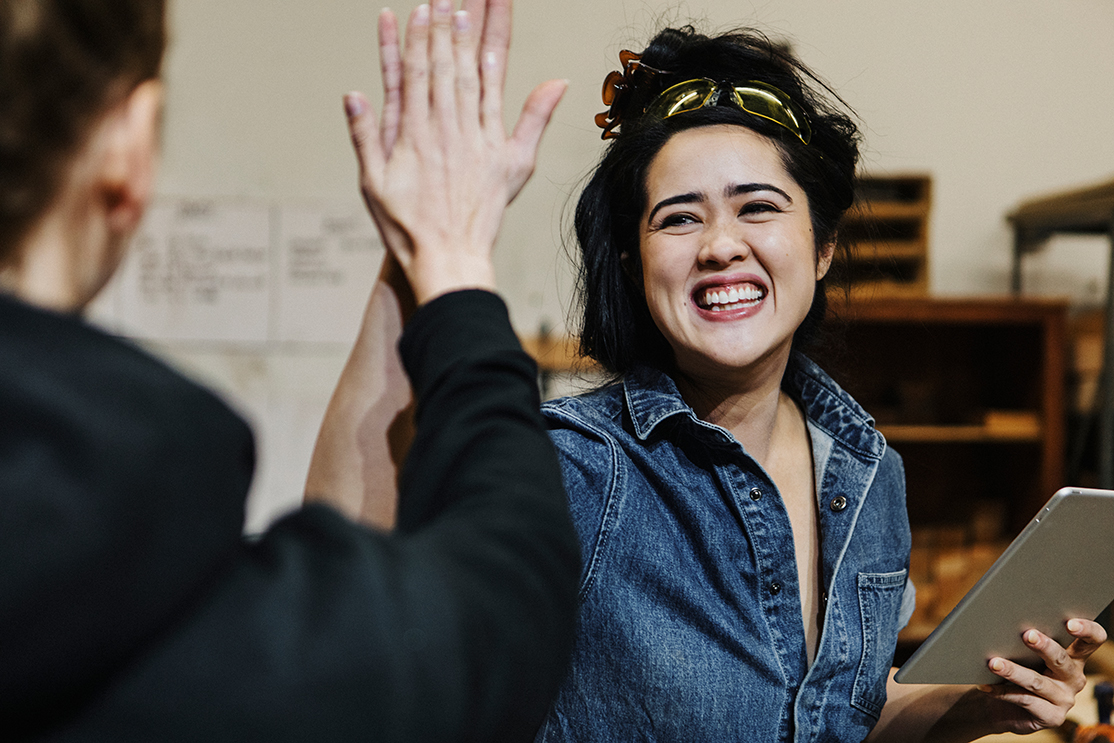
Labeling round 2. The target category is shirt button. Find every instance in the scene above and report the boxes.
[749,488,762,501]
[770,582,782,595]
[830,495,848,512]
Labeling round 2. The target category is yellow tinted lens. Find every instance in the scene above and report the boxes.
[644,79,717,120]
[730,81,812,144]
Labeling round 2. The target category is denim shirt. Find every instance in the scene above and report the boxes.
[536,353,913,743]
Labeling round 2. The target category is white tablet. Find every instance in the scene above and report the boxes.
[895,487,1114,685]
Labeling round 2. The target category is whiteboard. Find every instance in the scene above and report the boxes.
[93,197,384,345]
[89,197,386,531]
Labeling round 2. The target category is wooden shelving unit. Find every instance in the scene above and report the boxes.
[834,174,932,298]
[814,296,1068,647]
[819,296,1067,525]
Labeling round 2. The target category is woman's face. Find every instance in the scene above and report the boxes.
[636,124,831,383]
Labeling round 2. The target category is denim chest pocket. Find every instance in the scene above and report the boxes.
[851,570,908,718]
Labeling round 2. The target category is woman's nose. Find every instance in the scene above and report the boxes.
[697,224,751,268]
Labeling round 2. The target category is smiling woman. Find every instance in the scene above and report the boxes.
[533,24,1106,743]
[638,125,827,387]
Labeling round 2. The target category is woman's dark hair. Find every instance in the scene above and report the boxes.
[573,26,861,376]
[0,0,167,260]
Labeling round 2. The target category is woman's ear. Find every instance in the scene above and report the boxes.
[816,238,835,281]
[100,80,163,240]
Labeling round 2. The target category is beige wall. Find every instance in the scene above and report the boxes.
[160,0,1114,322]
[146,0,1114,527]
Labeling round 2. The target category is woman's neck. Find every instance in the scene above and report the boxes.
[673,351,794,467]
[0,174,115,313]
[1,219,94,313]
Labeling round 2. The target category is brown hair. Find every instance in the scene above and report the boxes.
[0,0,167,259]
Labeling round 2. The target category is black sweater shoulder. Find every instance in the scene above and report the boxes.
[14,290,578,743]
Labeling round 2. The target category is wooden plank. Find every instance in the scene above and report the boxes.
[848,201,931,220]
[519,333,595,373]
[1009,178,1114,236]
[828,295,1068,325]
[878,424,1042,443]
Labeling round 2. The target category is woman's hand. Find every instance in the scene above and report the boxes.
[873,620,1107,743]
[979,618,1107,733]
[343,0,566,304]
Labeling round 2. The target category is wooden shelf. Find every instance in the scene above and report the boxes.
[813,296,1068,650]
[879,424,1042,444]
[834,174,932,298]
[848,241,928,261]
[846,281,929,301]
[856,201,931,221]
[519,333,589,373]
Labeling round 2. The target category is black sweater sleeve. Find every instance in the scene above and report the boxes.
[56,291,579,743]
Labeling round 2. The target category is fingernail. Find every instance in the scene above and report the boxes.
[1025,629,1040,645]
[989,658,1005,672]
[453,10,469,31]
[344,94,365,118]
[414,4,430,23]
[1068,619,1082,633]
[977,684,993,693]
[434,0,451,13]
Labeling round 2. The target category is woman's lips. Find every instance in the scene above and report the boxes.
[694,281,766,312]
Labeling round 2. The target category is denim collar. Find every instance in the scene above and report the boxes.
[622,352,885,461]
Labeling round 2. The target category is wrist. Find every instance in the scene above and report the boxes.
[406,253,497,305]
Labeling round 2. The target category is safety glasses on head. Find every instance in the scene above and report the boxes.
[643,78,812,145]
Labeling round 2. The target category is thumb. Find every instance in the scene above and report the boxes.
[344,91,386,187]
[506,79,567,203]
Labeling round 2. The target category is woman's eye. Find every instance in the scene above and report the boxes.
[658,213,697,229]
[740,202,779,216]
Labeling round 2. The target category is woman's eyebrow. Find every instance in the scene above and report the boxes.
[646,183,794,224]
[727,182,793,202]
[647,192,704,224]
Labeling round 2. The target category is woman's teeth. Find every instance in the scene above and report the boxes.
[699,285,764,311]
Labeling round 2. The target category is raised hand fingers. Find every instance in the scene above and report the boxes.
[346,0,550,302]
[344,92,384,185]
[400,4,432,135]
[377,9,403,154]
[460,0,487,61]
[429,0,458,133]
[479,0,511,133]
[451,8,481,133]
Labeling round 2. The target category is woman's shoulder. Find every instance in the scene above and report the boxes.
[542,381,626,428]
[788,352,887,460]
[539,382,631,470]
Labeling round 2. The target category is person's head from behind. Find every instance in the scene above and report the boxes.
[573,26,861,380]
[0,0,167,311]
